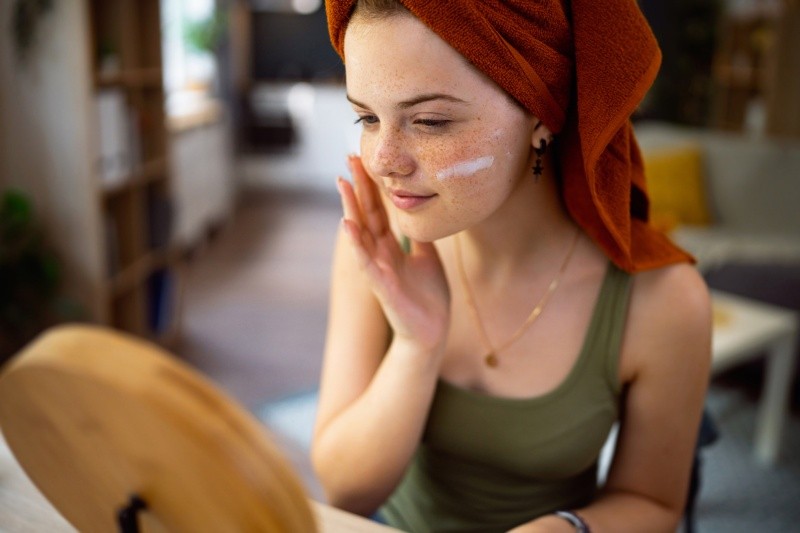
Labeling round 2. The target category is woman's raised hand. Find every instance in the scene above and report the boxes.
[338,155,451,352]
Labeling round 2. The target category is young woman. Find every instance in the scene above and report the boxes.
[312,1,712,531]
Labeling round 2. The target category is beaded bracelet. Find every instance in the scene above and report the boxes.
[554,510,591,532]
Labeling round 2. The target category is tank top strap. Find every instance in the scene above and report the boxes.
[581,262,633,396]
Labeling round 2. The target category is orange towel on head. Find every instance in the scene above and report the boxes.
[326,0,693,273]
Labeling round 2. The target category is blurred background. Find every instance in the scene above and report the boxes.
[1,0,799,530]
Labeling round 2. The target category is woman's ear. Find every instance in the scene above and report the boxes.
[531,120,553,151]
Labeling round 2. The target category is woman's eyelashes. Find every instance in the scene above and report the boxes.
[353,114,452,131]
[414,118,451,129]
[353,114,379,126]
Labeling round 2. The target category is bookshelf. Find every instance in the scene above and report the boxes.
[763,1,800,138]
[710,1,800,138]
[710,12,772,131]
[87,0,182,344]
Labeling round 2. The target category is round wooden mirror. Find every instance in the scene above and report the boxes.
[0,325,317,532]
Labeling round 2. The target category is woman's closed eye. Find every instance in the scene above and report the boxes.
[353,114,453,132]
[354,114,379,126]
[414,118,451,129]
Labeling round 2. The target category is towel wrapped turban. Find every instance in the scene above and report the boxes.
[326,0,693,272]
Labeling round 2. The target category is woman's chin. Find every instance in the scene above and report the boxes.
[397,221,455,244]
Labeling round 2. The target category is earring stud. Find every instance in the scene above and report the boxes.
[532,138,548,181]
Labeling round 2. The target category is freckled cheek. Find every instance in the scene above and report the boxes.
[423,129,498,176]
[362,133,460,180]
[414,140,459,177]
[454,172,500,202]
[445,153,517,208]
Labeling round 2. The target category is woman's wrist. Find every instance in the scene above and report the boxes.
[553,510,591,532]
[507,513,577,532]
[390,328,448,358]
[386,334,447,374]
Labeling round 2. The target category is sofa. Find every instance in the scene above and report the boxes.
[634,121,800,271]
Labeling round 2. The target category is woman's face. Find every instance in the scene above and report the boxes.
[344,13,538,242]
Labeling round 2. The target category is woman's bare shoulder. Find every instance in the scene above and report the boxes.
[631,262,710,318]
[623,262,712,377]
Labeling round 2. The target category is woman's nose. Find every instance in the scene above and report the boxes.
[368,127,415,177]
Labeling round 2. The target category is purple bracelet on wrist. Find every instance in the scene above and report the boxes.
[554,510,591,533]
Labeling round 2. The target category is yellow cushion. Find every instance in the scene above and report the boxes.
[643,145,712,231]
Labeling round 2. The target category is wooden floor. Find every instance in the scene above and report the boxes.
[175,189,341,409]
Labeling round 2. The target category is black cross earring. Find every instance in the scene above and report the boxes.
[532,138,548,182]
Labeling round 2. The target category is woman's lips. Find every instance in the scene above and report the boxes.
[388,190,437,210]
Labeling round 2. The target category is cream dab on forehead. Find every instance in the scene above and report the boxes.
[436,156,494,180]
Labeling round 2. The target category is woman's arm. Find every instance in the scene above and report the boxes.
[311,157,451,515]
[510,263,713,533]
[311,228,444,515]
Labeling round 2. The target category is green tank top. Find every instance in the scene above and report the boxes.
[380,263,632,532]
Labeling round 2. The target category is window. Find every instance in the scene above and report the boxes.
[161,0,218,116]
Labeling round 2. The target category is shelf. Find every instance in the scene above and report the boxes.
[95,68,163,89]
[145,262,183,346]
[107,245,178,297]
[713,64,763,90]
[87,0,181,342]
[105,245,182,345]
[101,158,167,196]
[88,0,163,81]
[110,287,144,334]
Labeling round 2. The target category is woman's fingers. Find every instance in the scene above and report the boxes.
[340,156,399,259]
[349,156,405,265]
[349,156,393,242]
[339,158,450,343]
[337,176,362,227]
[342,218,395,302]
[341,218,370,269]
[338,177,379,257]
[348,155,375,211]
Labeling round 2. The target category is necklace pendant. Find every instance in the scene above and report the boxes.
[485,353,498,368]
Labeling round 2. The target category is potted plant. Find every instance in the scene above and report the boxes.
[11,0,55,62]
[0,189,83,364]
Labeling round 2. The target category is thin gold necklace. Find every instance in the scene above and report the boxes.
[453,229,581,368]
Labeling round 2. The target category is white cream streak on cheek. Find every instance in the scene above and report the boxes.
[435,156,495,180]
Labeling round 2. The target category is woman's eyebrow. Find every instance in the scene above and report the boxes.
[346,93,468,110]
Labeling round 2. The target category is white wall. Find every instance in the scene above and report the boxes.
[238,82,359,192]
[170,117,236,247]
[0,1,104,318]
